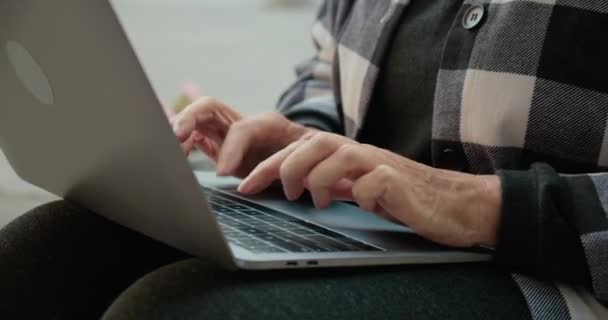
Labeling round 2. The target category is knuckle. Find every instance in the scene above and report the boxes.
[375,165,396,183]
[279,159,295,180]
[259,112,285,122]
[179,96,220,118]
[336,144,360,162]
[310,132,335,148]
[194,96,219,107]
[173,114,188,127]
[173,117,192,134]
[352,184,365,200]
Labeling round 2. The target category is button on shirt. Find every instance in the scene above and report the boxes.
[462,5,485,29]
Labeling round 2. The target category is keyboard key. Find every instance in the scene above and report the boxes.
[293,239,334,252]
[254,225,283,233]
[273,221,299,229]
[234,217,259,224]
[240,210,264,216]
[309,236,356,251]
[271,240,314,253]
[273,231,306,242]
[243,220,268,227]
[225,204,250,210]
[258,234,283,243]
[213,207,236,214]
[256,216,283,224]
[211,199,233,206]
[289,228,317,236]
[226,233,254,241]
[237,238,270,247]
[222,230,242,237]
[215,215,231,222]
[220,219,247,228]
[224,213,249,220]
[237,227,267,236]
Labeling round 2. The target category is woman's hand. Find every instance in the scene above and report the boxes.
[171,97,314,178]
[239,132,502,248]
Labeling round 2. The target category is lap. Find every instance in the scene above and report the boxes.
[0,200,189,319]
[104,259,532,320]
[1,200,533,320]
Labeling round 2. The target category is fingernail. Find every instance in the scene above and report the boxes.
[216,160,234,177]
[173,124,185,138]
[216,166,228,176]
[237,182,249,194]
[312,196,324,209]
[238,180,257,194]
[283,186,296,201]
[283,182,305,201]
[311,191,330,209]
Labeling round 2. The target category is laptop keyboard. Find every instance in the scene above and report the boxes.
[205,188,382,254]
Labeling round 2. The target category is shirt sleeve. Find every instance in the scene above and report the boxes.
[496,163,608,307]
[276,1,342,134]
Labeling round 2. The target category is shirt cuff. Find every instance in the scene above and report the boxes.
[495,164,590,283]
[495,169,539,272]
[286,114,337,132]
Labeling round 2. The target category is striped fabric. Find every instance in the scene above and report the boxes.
[513,274,571,320]
[277,1,608,318]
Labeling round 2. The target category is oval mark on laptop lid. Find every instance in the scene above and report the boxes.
[6,41,55,105]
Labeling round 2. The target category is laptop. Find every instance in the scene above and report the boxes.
[0,0,490,270]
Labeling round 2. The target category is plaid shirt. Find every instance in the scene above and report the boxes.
[277,1,608,319]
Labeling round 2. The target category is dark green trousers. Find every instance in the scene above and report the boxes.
[0,201,532,319]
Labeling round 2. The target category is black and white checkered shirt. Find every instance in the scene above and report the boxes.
[277,1,608,319]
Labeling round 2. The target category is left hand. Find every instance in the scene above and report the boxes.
[238,132,502,248]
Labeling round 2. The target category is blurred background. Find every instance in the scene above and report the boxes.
[0,0,320,227]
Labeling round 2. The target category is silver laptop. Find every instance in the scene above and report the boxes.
[0,0,489,270]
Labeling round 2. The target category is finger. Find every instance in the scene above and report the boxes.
[306,144,376,208]
[194,136,220,161]
[303,177,355,202]
[168,114,177,126]
[352,165,401,213]
[172,98,241,142]
[279,133,350,201]
[238,141,303,194]
[330,178,354,201]
[172,110,215,142]
[180,133,195,155]
[215,121,255,176]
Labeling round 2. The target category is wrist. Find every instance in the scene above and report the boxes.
[473,175,502,247]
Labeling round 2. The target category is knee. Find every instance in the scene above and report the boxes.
[0,200,103,258]
[102,259,220,320]
[1,200,93,235]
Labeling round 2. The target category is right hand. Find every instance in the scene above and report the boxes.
[171,97,315,178]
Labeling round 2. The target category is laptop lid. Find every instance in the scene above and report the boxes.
[0,0,235,268]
